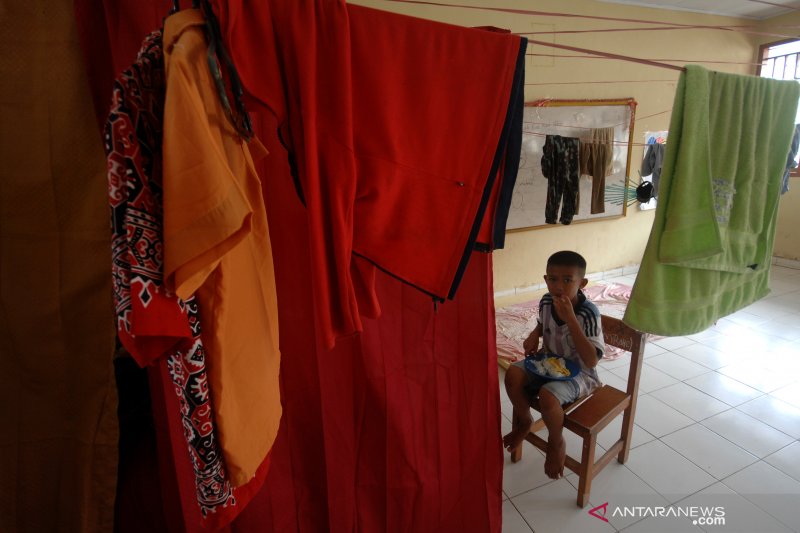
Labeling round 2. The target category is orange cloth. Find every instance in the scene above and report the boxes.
[162,9,281,487]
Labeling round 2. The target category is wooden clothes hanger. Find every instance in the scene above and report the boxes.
[199,0,253,140]
[171,0,199,14]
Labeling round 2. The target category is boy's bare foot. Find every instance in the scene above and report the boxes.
[544,434,566,479]
[502,412,533,454]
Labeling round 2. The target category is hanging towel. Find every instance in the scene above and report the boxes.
[624,65,799,336]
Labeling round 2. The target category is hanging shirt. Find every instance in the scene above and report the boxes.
[781,124,800,195]
[106,29,239,520]
[641,142,666,196]
[162,9,281,487]
[213,0,527,349]
[625,65,800,335]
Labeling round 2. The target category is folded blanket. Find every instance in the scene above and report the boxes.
[624,65,799,335]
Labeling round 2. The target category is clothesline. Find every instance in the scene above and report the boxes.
[526,52,764,68]
[522,130,661,148]
[525,79,677,86]
[523,109,673,138]
[523,121,620,132]
[382,0,793,73]
[527,38,686,72]
[520,25,798,39]
[383,0,800,30]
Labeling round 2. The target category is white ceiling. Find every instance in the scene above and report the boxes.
[597,0,800,20]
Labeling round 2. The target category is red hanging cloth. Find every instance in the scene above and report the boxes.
[75,1,510,531]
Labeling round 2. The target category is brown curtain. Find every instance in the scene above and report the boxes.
[0,1,118,531]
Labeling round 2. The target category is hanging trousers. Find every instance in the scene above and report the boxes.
[541,134,580,224]
[579,127,615,214]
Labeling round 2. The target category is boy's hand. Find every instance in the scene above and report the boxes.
[552,295,577,323]
[523,331,540,354]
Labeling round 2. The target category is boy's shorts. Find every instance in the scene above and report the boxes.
[511,359,581,405]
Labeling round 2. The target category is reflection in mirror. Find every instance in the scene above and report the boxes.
[506,98,637,231]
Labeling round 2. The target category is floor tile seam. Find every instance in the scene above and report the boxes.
[506,478,558,502]
[635,390,700,425]
[649,399,734,424]
[656,429,760,481]
[714,476,800,532]
[668,480,788,533]
[674,406,750,449]
[568,461,671,531]
[613,362,676,389]
[679,374,766,408]
[675,373,761,402]
[506,495,537,533]
[653,474,719,506]
[606,458,674,508]
[734,401,800,439]
[647,358,715,383]
[768,392,800,412]
[699,406,795,456]
[684,374,769,408]
[763,441,800,485]
[504,473,551,501]
[714,365,781,395]
[651,475,726,511]
[647,349,703,367]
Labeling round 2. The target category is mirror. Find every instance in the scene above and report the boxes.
[506,98,637,231]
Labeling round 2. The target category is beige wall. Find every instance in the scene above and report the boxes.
[754,11,800,261]
[350,0,778,288]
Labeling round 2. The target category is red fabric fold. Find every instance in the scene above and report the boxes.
[75,2,505,531]
[216,0,522,349]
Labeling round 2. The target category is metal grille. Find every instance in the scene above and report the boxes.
[761,50,800,81]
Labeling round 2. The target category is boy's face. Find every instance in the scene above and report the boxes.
[544,264,588,306]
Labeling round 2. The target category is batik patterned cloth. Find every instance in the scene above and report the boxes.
[105,29,236,517]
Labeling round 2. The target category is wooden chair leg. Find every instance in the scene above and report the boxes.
[617,409,634,464]
[576,434,597,507]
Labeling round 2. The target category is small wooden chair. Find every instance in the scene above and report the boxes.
[509,315,646,507]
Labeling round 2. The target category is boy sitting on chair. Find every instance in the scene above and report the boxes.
[502,250,605,479]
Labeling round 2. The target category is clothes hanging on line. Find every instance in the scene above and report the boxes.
[624,65,800,335]
[781,124,800,195]
[106,27,266,527]
[641,142,666,196]
[541,134,580,224]
[214,0,527,350]
[161,8,282,488]
[82,2,525,530]
[579,126,615,214]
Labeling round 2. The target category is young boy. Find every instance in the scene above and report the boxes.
[502,250,605,479]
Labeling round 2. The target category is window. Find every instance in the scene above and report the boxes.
[758,39,800,177]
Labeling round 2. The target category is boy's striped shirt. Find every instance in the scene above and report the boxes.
[538,290,605,396]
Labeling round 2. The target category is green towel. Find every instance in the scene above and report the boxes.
[624,65,800,336]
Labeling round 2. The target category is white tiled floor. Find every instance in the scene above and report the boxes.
[499,265,800,533]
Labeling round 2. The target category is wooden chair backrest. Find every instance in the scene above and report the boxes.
[600,315,646,398]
